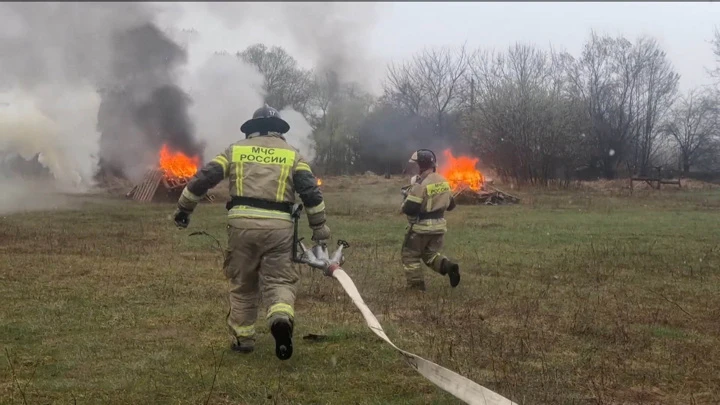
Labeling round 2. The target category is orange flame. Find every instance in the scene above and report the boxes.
[158,144,200,179]
[438,149,484,192]
[317,178,323,186]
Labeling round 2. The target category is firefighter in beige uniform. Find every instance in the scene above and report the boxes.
[172,105,330,360]
[401,149,460,291]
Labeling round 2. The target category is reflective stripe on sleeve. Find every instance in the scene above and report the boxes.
[211,155,229,175]
[405,195,423,204]
[305,201,325,215]
[181,187,203,202]
[296,162,312,172]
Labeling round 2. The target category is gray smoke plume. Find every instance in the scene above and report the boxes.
[0,1,377,213]
[0,2,204,187]
[198,2,383,90]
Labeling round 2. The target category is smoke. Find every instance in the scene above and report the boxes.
[0,1,376,210]
[0,3,203,186]
[180,51,316,163]
[180,52,265,162]
[199,2,383,90]
[280,107,316,162]
[0,93,92,188]
[96,21,203,182]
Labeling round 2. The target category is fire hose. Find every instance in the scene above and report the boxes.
[290,204,517,405]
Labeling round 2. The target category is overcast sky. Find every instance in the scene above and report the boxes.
[166,2,720,94]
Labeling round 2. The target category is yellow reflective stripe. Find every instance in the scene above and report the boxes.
[426,182,451,196]
[403,263,422,270]
[211,155,229,175]
[305,201,325,215]
[276,163,291,202]
[229,324,255,338]
[181,187,202,202]
[235,162,244,196]
[231,145,295,166]
[406,195,423,204]
[413,223,447,232]
[424,253,440,266]
[228,206,292,221]
[296,162,312,172]
[231,145,295,199]
[267,303,294,319]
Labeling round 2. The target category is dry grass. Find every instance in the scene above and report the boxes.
[1,178,719,405]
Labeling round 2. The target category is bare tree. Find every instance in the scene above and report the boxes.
[565,31,667,179]
[708,27,720,83]
[465,43,584,185]
[662,88,719,173]
[237,44,312,114]
[629,37,680,175]
[382,45,471,139]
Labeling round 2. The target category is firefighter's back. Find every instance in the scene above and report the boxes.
[225,134,301,230]
[412,172,452,234]
[419,172,452,214]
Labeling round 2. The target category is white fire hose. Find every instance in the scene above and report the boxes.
[294,239,518,405]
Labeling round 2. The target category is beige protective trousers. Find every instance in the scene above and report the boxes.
[401,231,448,284]
[223,225,298,345]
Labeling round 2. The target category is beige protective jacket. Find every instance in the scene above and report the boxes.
[177,132,326,230]
[401,170,456,234]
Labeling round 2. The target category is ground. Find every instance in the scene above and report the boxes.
[1,176,719,405]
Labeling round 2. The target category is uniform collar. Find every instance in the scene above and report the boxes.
[246,132,286,140]
[418,168,434,182]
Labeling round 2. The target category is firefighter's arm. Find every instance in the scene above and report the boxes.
[447,195,457,212]
[292,158,330,241]
[176,149,230,215]
[401,183,424,217]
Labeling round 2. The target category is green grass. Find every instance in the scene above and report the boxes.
[1,179,719,405]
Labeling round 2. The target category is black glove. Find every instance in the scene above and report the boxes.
[173,209,190,229]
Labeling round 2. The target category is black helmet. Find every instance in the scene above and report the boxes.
[409,149,437,172]
[240,104,290,135]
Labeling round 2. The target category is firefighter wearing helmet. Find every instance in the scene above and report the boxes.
[400,149,460,291]
[172,105,330,360]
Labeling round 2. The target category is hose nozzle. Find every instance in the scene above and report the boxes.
[294,239,349,276]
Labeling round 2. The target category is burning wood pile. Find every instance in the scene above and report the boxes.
[439,149,520,206]
[126,144,214,203]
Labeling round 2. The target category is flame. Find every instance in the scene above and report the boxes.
[158,144,200,179]
[438,149,484,192]
[317,178,323,186]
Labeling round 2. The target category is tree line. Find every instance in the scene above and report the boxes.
[236,30,720,184]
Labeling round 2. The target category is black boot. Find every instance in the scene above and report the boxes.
[270,317,294,360]
[441,259,461,288]
[230,339,255,354]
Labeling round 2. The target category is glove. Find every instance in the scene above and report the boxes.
[173,209,190,229]
[311,224,331,242]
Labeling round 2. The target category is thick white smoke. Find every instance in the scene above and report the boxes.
[0,90,98,189]
[0,1,375,215]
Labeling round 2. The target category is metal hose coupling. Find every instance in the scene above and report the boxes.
[293,239,349,277]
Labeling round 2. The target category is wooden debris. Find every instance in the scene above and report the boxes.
[126,168,214,203]
[630,166,682,192]
[453,184,520,205]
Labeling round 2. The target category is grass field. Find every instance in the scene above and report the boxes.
[1,176,719,405]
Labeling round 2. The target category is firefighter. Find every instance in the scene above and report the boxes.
[400,149,460,291]
[172,105,330,360]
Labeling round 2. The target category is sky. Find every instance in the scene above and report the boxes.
[165,1,720,94]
